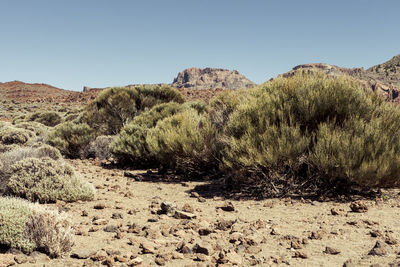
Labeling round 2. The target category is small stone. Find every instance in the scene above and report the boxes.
[324,246,341,255]
[111,213,123,219]
[104,225,119,233]
[198,228,212,236]
[350,201,368,213]
[71,248,97,259]
[82,210,89,216]
[14,254,28,264]
[370,230,383,238]
[94,203,106,209]
[331,207,345,216]
[291,239,302,249]
[218,202,235,212]
[160,201,177,215]
[198,197,206,203]
[368,241,388,256]
[385,234,397,245]
[270,227,280,235]
[140,241,157,254]
[190,192,200,198]
[129,257,143,266]
[216,219,235,231]
[193,242,213,255]
[174,210,196,220]
[182,203,194,213]
[310,231,325,240]
[293,251,308,259]
[93,218,108,225]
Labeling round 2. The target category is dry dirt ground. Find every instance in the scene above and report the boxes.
[2,159,400,267]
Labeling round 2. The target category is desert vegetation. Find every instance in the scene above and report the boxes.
[2,70,400,265]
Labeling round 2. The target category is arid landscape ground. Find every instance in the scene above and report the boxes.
[2,159,400,266]
[2,58,400,267]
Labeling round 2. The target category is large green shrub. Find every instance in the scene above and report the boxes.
[147,109,218,176]
[7,157,95,203]
[48,122,94,158]
[85,85,185,135]
[110,102,187,167]
[0,197,73,257]
[221,70,400,194]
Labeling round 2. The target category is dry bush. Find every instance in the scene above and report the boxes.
[0,197,73,257]
[89,135,116,160]
[7,157,95,203]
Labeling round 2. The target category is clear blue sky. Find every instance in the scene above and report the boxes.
[0,1,399,91]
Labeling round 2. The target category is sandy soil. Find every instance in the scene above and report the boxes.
[3,159,400,267]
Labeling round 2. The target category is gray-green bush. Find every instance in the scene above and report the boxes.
[0,197,73,257]
[7,157,95,203]
[48,122,94,158]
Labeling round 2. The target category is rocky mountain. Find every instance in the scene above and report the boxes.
[366,54,400,89]
[280,55,400,102]
[171,67,255,90]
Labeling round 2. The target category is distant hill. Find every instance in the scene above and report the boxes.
[0,81,97,104]
[279,54,400,102]
[2,56,400,104]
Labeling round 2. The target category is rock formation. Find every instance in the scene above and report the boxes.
[171,67,255,90]
[279,55,400,102]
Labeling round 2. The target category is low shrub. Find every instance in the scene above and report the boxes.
[89,135,116,160]
[0,197,73,257]
[48,122,94,158]
[28,111,63,127]
[7,157,95,203]
[0,126,33,145]
[14,121,48,137]
[84,85,185,135]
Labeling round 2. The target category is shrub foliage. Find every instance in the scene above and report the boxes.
[7,157,95,203]
[0,197,73,257]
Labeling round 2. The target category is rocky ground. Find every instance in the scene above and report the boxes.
[2,159,400,267]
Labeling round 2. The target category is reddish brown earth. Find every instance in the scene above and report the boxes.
[0,81,227,105]
[0,81,98,104]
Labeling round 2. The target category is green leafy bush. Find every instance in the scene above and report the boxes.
[0,197,73,257]
[110,102,187,167]
[220,70,400,194]
[48,122,94,158]
[84,85,185,135]
[7,157,95,203]
[147,109,218,176]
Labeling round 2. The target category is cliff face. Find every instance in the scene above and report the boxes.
[171,67,256,90]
